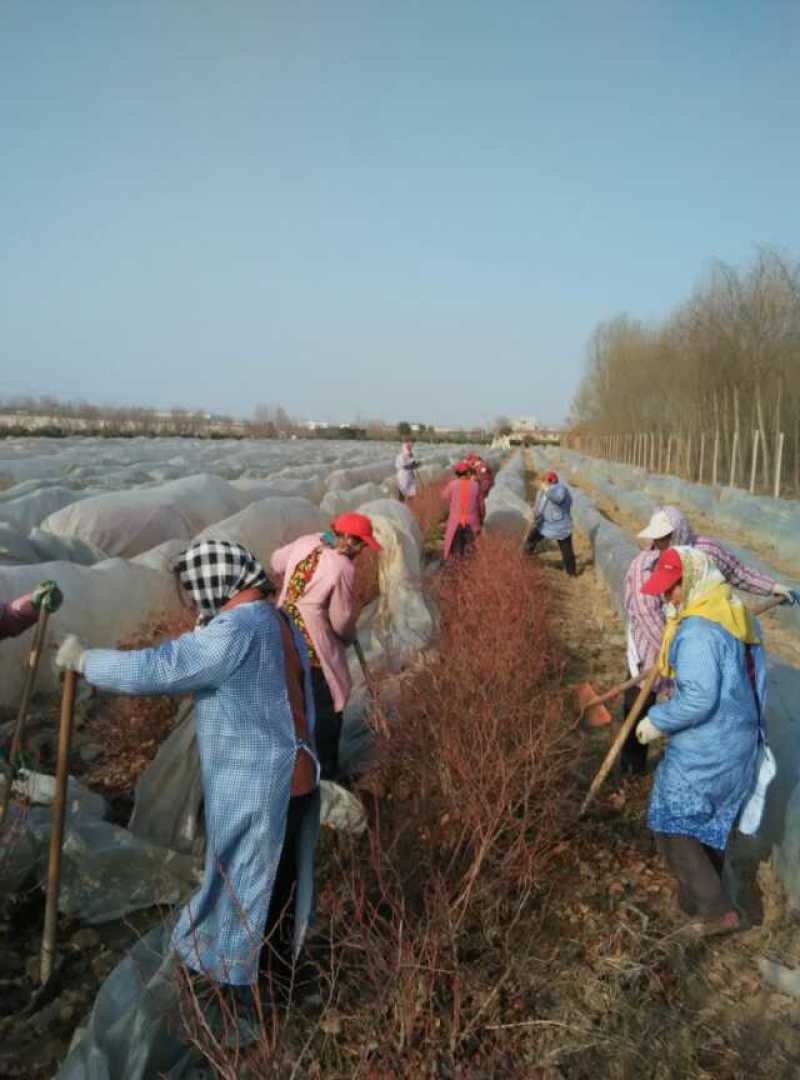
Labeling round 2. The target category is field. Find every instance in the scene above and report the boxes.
[1,442,799,1078]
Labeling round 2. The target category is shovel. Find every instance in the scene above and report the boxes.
[0,607,51,826]
[579,593,786,817]
[40,668,78,984]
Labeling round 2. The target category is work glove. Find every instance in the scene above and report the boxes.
[772,584,798,606]
[55,634,87,675]
[32,580,63,613]
[635,716,661,745]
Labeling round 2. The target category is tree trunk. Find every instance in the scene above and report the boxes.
[754,378,771,488]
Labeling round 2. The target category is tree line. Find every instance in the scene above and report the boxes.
[569,248,800,495]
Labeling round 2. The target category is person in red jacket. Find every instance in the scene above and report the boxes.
[442,461,484,559]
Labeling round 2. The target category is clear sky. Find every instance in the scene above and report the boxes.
[2,1,798,427]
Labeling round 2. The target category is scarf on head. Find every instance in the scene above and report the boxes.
[657,546,760,677]
[658,505,696,546]
[174,539,271,626]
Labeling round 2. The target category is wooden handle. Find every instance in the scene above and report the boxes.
[579,664,659,817]
[580,666,655,714]
[40,669,77,985]
[578,593,785,817]
[0,609,51,827]
[9,607,50,765]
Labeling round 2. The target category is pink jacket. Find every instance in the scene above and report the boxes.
[442,478,484,559]
[271,534,356,711]
[0,594,37,641]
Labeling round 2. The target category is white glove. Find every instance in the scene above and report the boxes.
[772,584,798,606]
[635,716,661,745]
[55,634,88,674]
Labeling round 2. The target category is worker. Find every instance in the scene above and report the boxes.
[620,505,796,774]
[442,460,484,560]
[0,581,62,640]
[523,471,576,576]
[467,452,495,497]
[271,512,382,780]
[54,540,319,1005]
[635,546,768,936]
[395,440,419,503]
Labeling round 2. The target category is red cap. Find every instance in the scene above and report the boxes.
[544,471,558,484]
[454,461,471,475]
[641,547,684,596]
[332,512,382,551]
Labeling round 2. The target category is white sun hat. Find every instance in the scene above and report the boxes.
[637,510,674,541]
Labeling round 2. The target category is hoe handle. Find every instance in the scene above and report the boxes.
[579,594,786,817]
[41,669,77,985]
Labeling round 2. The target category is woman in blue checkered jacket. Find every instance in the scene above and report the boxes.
[56,540,320,992]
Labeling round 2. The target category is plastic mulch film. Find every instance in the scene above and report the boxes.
[483,451,532,537]
[550,447,800,572]
[537,447,800,637]
[55,923,210,1080]
[40,475,247,559]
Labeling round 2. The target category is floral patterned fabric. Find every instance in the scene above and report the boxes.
[284,546,324,667]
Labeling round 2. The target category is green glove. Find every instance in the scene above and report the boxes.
[32,580,63,613]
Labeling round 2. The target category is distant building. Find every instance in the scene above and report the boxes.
[510,416,538,433]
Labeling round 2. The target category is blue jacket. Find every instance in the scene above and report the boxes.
[533,482,573,540]
[84,602,319,984]
[647,616,765,850]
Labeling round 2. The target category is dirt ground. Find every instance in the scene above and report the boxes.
[2,461,800,1078]
[522,462,800,1079]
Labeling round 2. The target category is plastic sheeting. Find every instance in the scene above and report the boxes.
[56,924,208,1080]
[26,808,201,925]
[533,448,800,909]
[551,448,800,571]
[40,475,246,558]
[537,447,800,637]
[129,704,204,856]
[0,557,183,705]
[193,496,328,571]
[0,485,87,533]
[320,482,387,518]
[353,499,437,673]
[483,451,532,537]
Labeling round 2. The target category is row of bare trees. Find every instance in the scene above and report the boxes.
[568,248,800,497]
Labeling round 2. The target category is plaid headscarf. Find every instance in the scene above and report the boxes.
[174,539,272,625]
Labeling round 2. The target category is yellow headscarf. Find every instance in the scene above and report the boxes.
[657,546,760,678]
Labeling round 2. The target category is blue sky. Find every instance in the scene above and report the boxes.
[1,1,798,427]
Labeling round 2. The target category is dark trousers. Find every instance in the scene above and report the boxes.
[620,684,657,774]
[311,667,342,781]
[525,528,577,577]
[260,792,316,990]
[656,834,731,918]
[450,524,475,559]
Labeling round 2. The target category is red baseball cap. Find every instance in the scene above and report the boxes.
[641,547,684,596]
[544,471,558,484]
[454,460,471,475]
[332,512,382,551]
